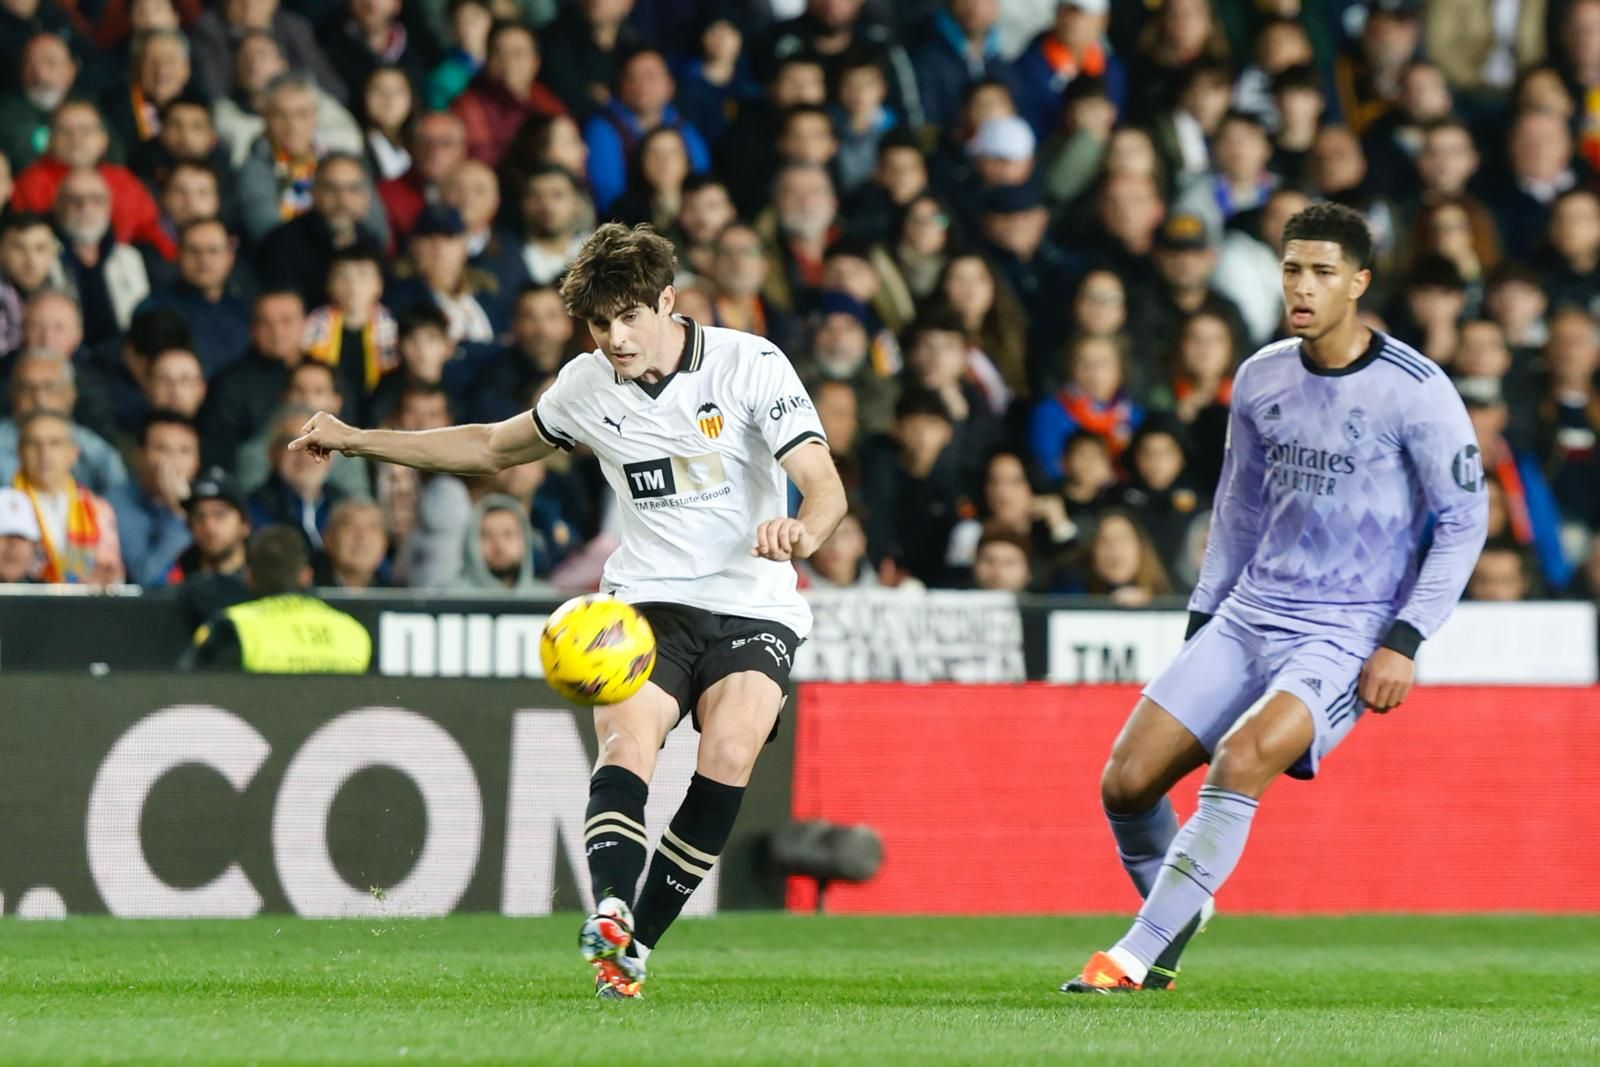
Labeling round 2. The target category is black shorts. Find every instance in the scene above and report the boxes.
[636,602,800,742]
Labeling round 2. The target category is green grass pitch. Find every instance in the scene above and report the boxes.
[1,915,1596,1065]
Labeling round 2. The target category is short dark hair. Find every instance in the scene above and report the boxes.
[1281,202,1374,270]
[1218,109,1268,136]
[781,103,833,132]
[398,300,450,339]
[682,172,729,200]
[559,222,677,322]
[159,96,211,124]
[399,380,452,414]
[1,212,53,239]
[327,242,384,277]
[288,359,340,394]
[876,128,922,158]
[178,215,228,244]
[902,306,968,350]
[247,525,311,595]
[1179,59,1232,96]
[1409,252,1465,291]
[127,306,195,359]
[895,386,952,422]
[487,18,536,52]
[1271,63,1320,97]
[138,409,197,447]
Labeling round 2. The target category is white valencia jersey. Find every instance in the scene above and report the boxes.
[531,317,826,637]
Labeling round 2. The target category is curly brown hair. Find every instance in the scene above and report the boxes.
[558,222,678,322]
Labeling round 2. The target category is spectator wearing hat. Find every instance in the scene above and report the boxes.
[1132,210,1249,376]
[451,20,568,169]
[10,409,122,585]
[11,100,177,261]
[909,0,1015,132]
[582,48,710,215]
[964,115,1038,219]
[258,153,389,310]
[1012,0,1124,139]
[388,204,502,343]
[169,466,251,626]
[1333,0,1423,137]
[979,179,1074,379]
[0,484,42,582]
[0,350,128,497]
[105,410,199,586]
[0,32,79,172]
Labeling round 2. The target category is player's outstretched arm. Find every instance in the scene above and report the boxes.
[288,410,555,476]
[752,441,847,562]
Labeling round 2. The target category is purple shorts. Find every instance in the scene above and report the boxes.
[1142,613,1369,780]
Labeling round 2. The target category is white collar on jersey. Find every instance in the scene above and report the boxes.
[613,314,705,387]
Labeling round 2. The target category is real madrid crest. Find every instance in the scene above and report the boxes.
[1342,407,1367,444]
[696,401,725,440]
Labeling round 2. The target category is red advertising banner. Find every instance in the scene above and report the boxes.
[789,684,1600,914]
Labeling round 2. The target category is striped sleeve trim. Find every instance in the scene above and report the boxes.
[531,408,575,452]
[774,430,826,461]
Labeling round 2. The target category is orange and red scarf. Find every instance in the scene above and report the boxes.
[13,473,101,584]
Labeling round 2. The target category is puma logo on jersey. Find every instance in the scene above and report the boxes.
[602,415,627,434]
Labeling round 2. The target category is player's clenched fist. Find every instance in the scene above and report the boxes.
[288,411,356,462]
[1357,647,1413,714]
[750,518,814,561]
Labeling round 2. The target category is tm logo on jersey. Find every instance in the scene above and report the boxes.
[623,454,731,509]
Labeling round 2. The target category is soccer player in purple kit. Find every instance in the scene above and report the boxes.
[1061,203,1490,993]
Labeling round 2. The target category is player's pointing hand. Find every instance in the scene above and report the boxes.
[751,518,813,561]
[288,411,356,463]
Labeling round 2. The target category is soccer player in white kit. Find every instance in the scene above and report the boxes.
[291,224,847,998]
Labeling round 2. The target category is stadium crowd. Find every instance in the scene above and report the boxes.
[0,0,1597,618]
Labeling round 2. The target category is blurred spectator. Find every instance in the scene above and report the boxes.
[143,346,206,422]
[1090,172,1165,296]
[1111,417,1204,587]
[860,387,968,586]
[389,205,500,343]
[583,48,710,214]
[946,449,1075,586]
[890,191,952,301]
[313,496,391,588]
[672,174,737,281]
[451,20,567,169]
[1059,430,1115,516]
[849,129,931,249]
[468,284,573,423]
[0,351,128,495]
[1333,0,1421,135]
[1425,0,1544,92]
[1078,508,1171,606]
[612,126,693,231]
[1038,73,1116,205]
[359,67,416,182]
[1533,188,1600,317]
[966,115,1037,199]
[258,153,386,309]
[377,380,453,576]
[305,243,398,419]
[369,301,456,427]
[234,358,370,498]
[54,167,151,345]
[316,0,429,101]
[87,305,192,438]
[812,378,862,486]
[1012,0,1122,138]
[0,213,65,354]
[425,0,492,110]
[1411,197,1499,318]
[1232,16,1312,128]
[11,100,175,260]
[214,32,363,170]
[709,222,802,354]
[154,157,230,243]
[1306,123,1403,294]
[978,181,1072,381]
[1149,309,1234,490]
[1151,60,1231,182]
[189,0,347,105]
[1415,118,1481,209]
[1268,64,1323,187]
[935,251,1026,399]
[910,0,1014,131]
[793,289,897,438]
[140,219,252,376]
[1468,538,1536,600]
[247,405,349,551]
[673,17,759,150]
[519,163,590,286]
[539,0,646,121]
[100,28,193,157]
[1138,211,1251,371]
[1534,308,1600,531]
[831,54,898,195]
[1215,187,1308,346]
[797,508,883,590]
[1361,60,1454,194]
[169,467,251,625]
[0,484,42,582]
[198,289,307,471]
[1186,110,1276,229]
[1030,334,1141,485]
[1484,261,1550,358]
[971,522,1033,592]
[1389,253,1466,367]
[1126,0,1228,122]
[1468,390,1570,592]
[1568,537,1600,599]
[10,409,123,584]
[0,0,75,96]
[105,409,197,586]
[378,111,468,243]
[1489,109,1580,262]
[501,112,590,189]
[456,492,553,592]
[1067,268,1127,351]
[823,235,917,338]
[442,159,529,299]
[902,306,1000,478]
[0,32,78,171]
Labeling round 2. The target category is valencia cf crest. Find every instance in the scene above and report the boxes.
[696,401,725,440]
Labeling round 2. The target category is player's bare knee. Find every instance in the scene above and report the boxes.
[698,732,762,784]
[1100,757,1164,814]
[1208,734,1273,795]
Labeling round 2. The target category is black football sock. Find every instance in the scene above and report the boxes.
[631,772,745,950]
[584,765,649,908]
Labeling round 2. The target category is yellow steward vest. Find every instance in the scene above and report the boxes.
[224,594,372,674]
